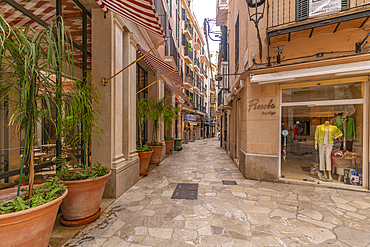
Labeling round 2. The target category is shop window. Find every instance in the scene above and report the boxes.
[282,82,363,103]
[281,81,365,187]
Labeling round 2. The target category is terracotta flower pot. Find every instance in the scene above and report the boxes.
[138,151,153,176]
[149,146,164,165]
[60,169,111,222]
[165,140,174,154]
[0,186,68,247]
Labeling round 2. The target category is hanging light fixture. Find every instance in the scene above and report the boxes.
[245,0,266,60]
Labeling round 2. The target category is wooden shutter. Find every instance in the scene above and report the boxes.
[342,0,349,9]
[296,0,308,20]
[182,8,186,20]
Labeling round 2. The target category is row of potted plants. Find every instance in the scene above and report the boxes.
[0,17,110,246]
[136,97,179,175]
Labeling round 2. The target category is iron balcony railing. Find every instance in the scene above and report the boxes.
[185,74,193,85]
[184,45,193,60]
[185,20,193,36]
[169,37,179,68]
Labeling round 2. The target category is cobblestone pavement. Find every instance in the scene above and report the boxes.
[64,138,370,247]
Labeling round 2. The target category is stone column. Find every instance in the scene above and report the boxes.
[91,10,139,198]
[122,31,139,160]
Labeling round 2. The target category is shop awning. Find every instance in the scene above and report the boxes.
[250,60,370,84]
[163,81,190,103]
[98,0,165,38]
[137,45,183,87]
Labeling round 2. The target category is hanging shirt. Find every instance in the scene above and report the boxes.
[315,124,343,144]
[333,116,356,141]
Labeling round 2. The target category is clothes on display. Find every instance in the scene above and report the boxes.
[331,116,356,141]
[293,125,299,140]
[314,124,343,144]
[318,142,333,171]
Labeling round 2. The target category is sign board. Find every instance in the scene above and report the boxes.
[184,114,196,121]
[282,130,289,137]
[309,0,341,17]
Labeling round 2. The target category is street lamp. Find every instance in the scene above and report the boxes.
[245,0,266,61]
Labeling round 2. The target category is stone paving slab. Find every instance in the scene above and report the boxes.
[64,138,370,247]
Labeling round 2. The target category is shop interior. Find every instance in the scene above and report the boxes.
[281,82,364,187]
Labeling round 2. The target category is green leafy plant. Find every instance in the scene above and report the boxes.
[56,160,109,181]
[148,97,166,144]
[136,98,150,148]
[63,79,102,169]
[0,177,66,215]
[163,104,179,140]
[147,142,164,146]
[136,145,153,153]
[164,137,175,141]
[0,17,75,198]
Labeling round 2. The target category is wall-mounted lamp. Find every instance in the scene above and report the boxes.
[245,0,266,61]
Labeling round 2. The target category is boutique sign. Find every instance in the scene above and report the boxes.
[248,99,277,116]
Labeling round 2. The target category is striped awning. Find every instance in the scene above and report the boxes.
[137,45,183,87]
[96,0,165,38]
[163,81,190,103]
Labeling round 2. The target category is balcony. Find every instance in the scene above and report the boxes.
[183,45,193,65]
[210,94,216,104]
[193,57,200,72]
[184,73,193,89]
[216,0,229,26]
[267,0,370,42]
[183,21,193,41]
[218,88,230,111]
[194,39,201,51]
[165,37,179,68]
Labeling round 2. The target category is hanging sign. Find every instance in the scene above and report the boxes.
[184,114,196,121]
[309,0,341,17]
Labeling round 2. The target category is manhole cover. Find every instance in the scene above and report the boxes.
[222,180,237,185]
[171,183,198,200]
[171,190,198,200]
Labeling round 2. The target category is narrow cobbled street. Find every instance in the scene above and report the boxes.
[65,138,370,247]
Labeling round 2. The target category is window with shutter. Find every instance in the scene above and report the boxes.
[182,8,186,21]
[342,0,349,9]
[296,0,349,21]
[296,0,308,20]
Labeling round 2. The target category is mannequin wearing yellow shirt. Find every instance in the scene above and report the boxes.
[315,121,343,181]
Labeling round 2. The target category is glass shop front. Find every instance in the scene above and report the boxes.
[280,80,367,188]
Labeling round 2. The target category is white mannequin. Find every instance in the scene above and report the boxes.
[315,121,333,180]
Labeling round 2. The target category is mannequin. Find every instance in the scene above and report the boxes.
[315,121,343,181]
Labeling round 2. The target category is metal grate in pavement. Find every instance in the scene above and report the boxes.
[171,183,198,200]
[222,180,237,185]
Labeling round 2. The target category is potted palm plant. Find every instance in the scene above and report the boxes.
[136,98,153,175]
[0,17,69,246]
[57,78,110,226]
[148,97,165,164]
[164,104,179,154]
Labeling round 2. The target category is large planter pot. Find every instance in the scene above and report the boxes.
[60,169,111,225]
[0,186,68,247]
[149,146,164,165]
[138,151,153,176]
[165,140,174,154]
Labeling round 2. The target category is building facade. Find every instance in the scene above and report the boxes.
[0,0,190,198]
[217,0,370,189]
